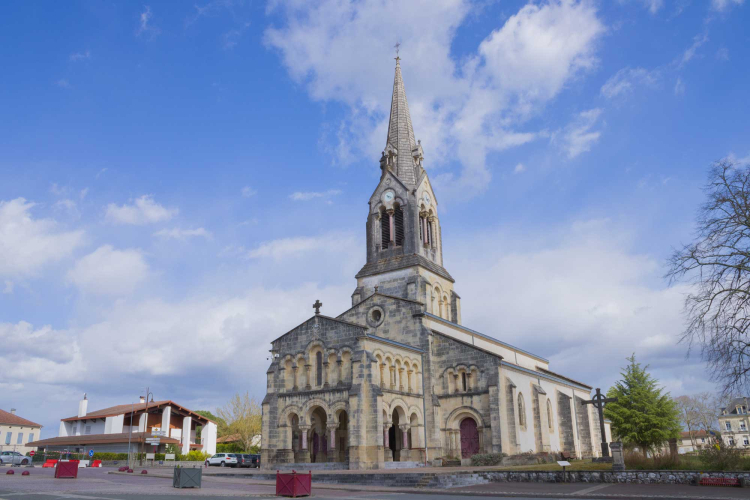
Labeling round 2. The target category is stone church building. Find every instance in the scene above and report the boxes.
[261,59,609,470]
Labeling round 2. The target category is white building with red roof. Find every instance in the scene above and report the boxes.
[0,408,42,455]
[28,394,216,455]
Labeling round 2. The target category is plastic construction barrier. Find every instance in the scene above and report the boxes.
[276,470,312,498]
[54,461,79,479]
[42,460,58,468]
[699,477,740,487]
[90,460,102,468]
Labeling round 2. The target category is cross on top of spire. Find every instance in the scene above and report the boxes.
[394,41,401,62]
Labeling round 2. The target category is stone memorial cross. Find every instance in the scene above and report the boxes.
[582,387,617,458]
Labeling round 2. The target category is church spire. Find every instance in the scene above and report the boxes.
[384,57,420,186]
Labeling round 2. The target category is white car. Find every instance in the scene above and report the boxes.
[205,453,239,468]
[0,451,31,465]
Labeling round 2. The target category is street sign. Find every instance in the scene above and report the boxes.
[89,449,94,458]
[145,439,160,445]
[146,453,155,460]
[151,430,166,437]
[29,451,35,456]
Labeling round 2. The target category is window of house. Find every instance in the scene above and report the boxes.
[5,433,11,445]
[85,425,92,435]
[726,421,732,431]
[744,437,750,446]
[701,438,705,443]
[741,422,747,431]
[729,437,735,445]
[547,399,554,431]
[316,351,323,387]
[27,433,34,443]
[16,433,23,444]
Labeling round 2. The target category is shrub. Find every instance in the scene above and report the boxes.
[184,450,209,462]
[699,443,742,471]
[470,453,507,466]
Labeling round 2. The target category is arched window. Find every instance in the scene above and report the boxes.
[316,351,323,387]
[518,394,526,429]
[381,209,390,249]
[394,205,404,246]
[547,399,554,432]
[462,372,467,392]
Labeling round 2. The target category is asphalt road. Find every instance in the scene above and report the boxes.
[0,467,747,500]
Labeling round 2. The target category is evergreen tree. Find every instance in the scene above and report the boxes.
[604,354,681,456]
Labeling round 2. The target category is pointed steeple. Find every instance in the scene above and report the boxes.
[384,57,420,185]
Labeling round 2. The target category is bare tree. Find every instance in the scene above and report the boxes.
[216,392,262,452]
[667,160,750,395]
[675,395,700,450]
[675,392,719,448]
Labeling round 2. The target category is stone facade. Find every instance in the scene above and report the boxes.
[260,59,608,470]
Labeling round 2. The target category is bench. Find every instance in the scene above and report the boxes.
[699,477,740,487]
[560,452,576,460]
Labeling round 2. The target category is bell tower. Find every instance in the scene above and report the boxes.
[352,58,461,324]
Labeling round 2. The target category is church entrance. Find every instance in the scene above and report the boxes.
[460,417,479,458]
[388,409,402,461]
[336,410,349,463]
[310,407,327,463]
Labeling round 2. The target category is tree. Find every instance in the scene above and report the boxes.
[194,410,227,439]
[667,160,750,395]
[674,393,718,449]
[604,355,681,457]
[216,392,262,452]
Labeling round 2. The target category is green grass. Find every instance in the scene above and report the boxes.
[491,460,612,471]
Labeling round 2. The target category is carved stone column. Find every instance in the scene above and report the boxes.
[292,366,299,391]
[323,362,330,388]
[388,209,395,243]
[327,425,338,462]
[380,363,386,387]
[305,364,312,390]
[398,368,405,391]
[407,370,413,393]
[337,359,343,386]
[390,366,396,390]
[384,424,392,462]
[400,424,410,460]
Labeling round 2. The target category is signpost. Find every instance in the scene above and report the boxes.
[557,460,571,482]
[88,449,94,458]
[29,451,35,457]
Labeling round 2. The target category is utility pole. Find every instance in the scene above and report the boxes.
[127,402,134,468]
[140,387,153,466]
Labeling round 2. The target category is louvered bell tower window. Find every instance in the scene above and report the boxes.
[381,210,390,249]
[394,205,404,246]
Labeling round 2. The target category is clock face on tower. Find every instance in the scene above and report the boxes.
[382,190,395,203]
[422,193,431,206]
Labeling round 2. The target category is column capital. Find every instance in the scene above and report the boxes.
[399,424,410,432]
[298,425,311,432]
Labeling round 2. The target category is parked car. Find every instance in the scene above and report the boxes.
[0,451,30,465]
[205,453,239,468]
[238,454,260,468]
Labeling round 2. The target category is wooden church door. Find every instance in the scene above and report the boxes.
[460,418,479,458]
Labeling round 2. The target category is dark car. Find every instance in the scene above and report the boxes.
[236,454,251,468]
[242,454,260,468]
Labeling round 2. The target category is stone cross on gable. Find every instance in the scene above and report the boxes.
[313,300,323,315]
[582,388,618,458]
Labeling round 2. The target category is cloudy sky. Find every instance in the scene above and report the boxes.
[1,0,749,437]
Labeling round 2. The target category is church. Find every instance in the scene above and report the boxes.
[261,58,610,470]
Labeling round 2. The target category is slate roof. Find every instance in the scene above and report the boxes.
[0,409,41,428]
[720,397,749,415]
[355,253,454,282]
[386,58,419,186]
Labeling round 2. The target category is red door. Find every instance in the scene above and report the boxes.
[460,418,479,458]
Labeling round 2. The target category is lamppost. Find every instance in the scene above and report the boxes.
[127,402,134,468]
[140,388,154,466]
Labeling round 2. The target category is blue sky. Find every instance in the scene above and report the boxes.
[1,0,749,436]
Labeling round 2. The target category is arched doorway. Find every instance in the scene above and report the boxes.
[389,408,406,461]
[460,417,479,458]
[309,407,327,463]
[336,411,348,463]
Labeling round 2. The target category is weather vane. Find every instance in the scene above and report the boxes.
[394,41,401,60]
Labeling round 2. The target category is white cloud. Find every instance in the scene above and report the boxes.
[557,108,603,159]
[223,23,251,50]
[136,6,160,39]
[67,245,149,295]
[513,163,526,174]
[600,67,659,99]
[711,0,744,12]
[674,77,686,96]
[80,188,89,200]
[716,47,729,60]
[289,189,342,201]
[3,280,13,294]
[678,33,709,68]
[247,232,357,260]
[105,195,178,225]
[0,322,81,384]
[265,0,605,199]
[69,50,90,62]
[241,186,257,198]
[452,219,708,395]
[0,198,84,278]
[153,227,212,240]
